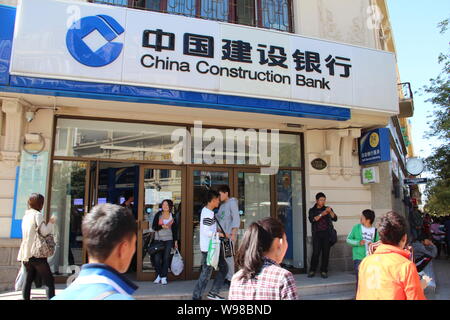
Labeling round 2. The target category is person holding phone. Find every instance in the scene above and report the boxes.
[307,192,338,279]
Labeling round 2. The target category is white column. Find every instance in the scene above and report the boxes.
[0,99,28,166]
[324,129,348,180]
[341,128,361,180]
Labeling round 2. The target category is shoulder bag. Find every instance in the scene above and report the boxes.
[328,218,338,247]
[214,215,234,258]
[30,217,56,258]
[147,231,166,256]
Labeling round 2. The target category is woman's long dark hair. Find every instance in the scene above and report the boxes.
[160,199,174,213]
[236,217,285,281]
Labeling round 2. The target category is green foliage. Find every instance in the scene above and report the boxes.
[421,17,450,217]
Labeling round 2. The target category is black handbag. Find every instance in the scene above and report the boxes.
[329,227,338,247]
[328,216,338,246]
[147,232,166,256]
[214,216,234,258]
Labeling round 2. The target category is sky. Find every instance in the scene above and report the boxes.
[387,0,449,160]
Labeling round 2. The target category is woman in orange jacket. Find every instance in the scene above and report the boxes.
[356,211,426,300]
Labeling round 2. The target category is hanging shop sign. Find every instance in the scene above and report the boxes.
[404,178,428,185]
[361,166,380,184]
[359,128,391,165]
[406,157,425,176]
[9,0,398,113]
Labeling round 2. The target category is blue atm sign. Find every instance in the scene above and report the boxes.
[359,128,391,165]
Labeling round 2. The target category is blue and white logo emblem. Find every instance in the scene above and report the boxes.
[66,15,124,67]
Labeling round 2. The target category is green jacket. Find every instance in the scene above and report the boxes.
[346,224,379,261]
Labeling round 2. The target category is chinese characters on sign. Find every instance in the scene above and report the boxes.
[359,128,391,165]
[139,28,353,90]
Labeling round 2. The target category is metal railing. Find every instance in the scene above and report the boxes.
[397,82,413,100]
[90,0,294,33]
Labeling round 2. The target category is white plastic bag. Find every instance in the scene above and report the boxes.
[171,248,184,276]
[206,233,220,270]
[15,264,25,291]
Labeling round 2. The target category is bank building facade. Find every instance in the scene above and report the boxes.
[0,0,416,290]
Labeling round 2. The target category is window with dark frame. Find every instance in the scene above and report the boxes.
[91,0,293,32]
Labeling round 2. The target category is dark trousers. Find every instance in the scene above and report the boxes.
[309,230,331,273]
[23,257,55,300]
[151,240,173,278]
[193,250,228,300]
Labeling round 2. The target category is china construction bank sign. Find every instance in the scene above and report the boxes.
[10,0,398,113]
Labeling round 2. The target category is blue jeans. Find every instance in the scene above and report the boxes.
[192,250,228,300]
[353,259,362,291]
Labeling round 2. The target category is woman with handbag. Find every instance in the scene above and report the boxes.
[307,192,338,279]
[150,199,178,285]
[17,193,56,300]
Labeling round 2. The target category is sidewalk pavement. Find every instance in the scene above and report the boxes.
[1,259,449,300]
[424,257,450,300]
[0,270,356,300]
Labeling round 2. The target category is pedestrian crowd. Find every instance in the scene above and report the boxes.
[15,191,450,300]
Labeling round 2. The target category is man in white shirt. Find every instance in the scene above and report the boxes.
[192,190,228,300]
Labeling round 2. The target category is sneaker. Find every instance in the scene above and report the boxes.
[321,272,328,279]
[161,277,168,285]
[153,275,161,284]
[307,272,315,278]
[207,292,226,300]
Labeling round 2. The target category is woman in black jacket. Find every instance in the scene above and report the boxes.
[151,199,178,285]
[308,192,338,279]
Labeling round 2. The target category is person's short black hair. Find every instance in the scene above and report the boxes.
[217,184,231,195]
[123,190,134,200]
[362,209,375,224]
[82,204,137,261]
[379,211,407,246]
[315,192,326,200]
[206,189,220,204]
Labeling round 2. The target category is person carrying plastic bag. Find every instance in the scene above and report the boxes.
[192,190,228,300]
[207,232,220,270]
[171,248,184,276]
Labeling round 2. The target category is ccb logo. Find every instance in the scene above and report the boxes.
[66,15,124,67]
[369,132,380,148]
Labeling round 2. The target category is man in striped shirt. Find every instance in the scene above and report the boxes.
[192,190,228,300]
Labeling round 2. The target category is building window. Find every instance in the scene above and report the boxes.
[260,0,291,32]
[92,0,293,32]
[54,118,185,162]
[201,0,230,22]
[93,0,129,6]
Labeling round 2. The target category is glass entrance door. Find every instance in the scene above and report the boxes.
[234,169,272,243]
[186,168,232,278]
[137,165,185,281]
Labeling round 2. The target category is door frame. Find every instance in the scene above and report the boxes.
[136,164,187,281]
[82,160,99,265]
